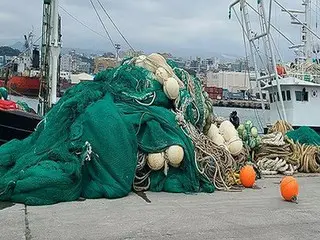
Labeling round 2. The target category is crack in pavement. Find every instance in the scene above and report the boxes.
[24,205,31,240]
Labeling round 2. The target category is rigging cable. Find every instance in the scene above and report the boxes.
[232,4,283,122]
[246,2,295,46]
[96,0,135,51]
[89,0,116,50]
[240,7,264,131]
[59,5,105,39]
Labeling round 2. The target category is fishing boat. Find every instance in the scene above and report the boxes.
[0,0,61,145]
[0,32,41,97]
[229,0,320,133]
[0,107,42,145]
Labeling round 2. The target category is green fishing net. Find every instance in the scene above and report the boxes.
[0,59,214,205]
[286,126,320,146]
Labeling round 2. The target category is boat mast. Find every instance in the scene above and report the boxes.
[38,0,61,116]
[229,0,287,122]
[304,0,312,62]
[279,0,319,65]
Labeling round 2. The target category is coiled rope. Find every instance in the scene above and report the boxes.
[255,132,320,175]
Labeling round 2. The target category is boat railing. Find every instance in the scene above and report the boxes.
[286,72,320,83]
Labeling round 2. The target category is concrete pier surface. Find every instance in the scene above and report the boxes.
[1,175,320,240]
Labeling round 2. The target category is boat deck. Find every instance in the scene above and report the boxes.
[0,110,42,145]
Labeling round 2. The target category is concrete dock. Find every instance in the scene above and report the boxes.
[1,175,320,240]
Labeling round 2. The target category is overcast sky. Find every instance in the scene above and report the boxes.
[0,0,313,59]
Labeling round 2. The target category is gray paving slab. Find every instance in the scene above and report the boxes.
[0,203,25,240]
[25,176,320,239]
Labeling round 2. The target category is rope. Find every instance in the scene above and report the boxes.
[133,152,151,192]
[59,5,106,39]
[287,138,320,173]
[135,92,156,106]
[96,0,135,51]
[129,57,248,192]
[255,132,320,175]
[89,0,116,50]
[257,157,297,175]
[268,120,293,135]
[184,122,237,191]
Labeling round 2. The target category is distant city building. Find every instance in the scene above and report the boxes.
[60,50,92,74]
[78,61,90,73]
[206,71,251,92]
[103,52,116,58]
[0,55,16,67]
[60,54,72,71]
[94,57,117,73]
[70,73,94,85]
[123,49,144,58]
[60,71,71,80]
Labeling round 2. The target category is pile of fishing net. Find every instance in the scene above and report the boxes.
[0,53,242,205]
[286,126,320,146]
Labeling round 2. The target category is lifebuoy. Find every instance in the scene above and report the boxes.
[312,90,318,97]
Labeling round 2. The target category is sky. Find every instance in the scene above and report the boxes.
[0,0,314,59]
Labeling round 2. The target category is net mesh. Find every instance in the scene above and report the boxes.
[286,126,320,146]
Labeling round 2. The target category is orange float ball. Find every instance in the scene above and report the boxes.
[280,176,299,202]
[239,165,256,188]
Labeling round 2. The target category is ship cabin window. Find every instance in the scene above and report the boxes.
[295,91,302,101]
[262,93,266,100]
[256,93,267,100]
[281,91,286,101]
[269,93,273,103]
[286,90,291,101]
[295,88,308,102]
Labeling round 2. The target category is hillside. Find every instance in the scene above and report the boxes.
[0,46,21,56]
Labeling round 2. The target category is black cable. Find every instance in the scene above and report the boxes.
[89,0,116,50]
[97,0,135,51]
[59,5,105,38]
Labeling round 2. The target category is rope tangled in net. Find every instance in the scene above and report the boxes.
[268,120,293,135]
[184,122,239,190]
[131,57,250,192]
[133,152,151,192]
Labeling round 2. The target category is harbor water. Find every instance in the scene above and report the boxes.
[9,95,270,133]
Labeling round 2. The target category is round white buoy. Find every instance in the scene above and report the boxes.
[155,67,169,84]
[219,120,238,141]
[166,145,184,167]
[147,152,165,170]
[227,136,243,156]
[163,77,180,100]
[207,124,219,140]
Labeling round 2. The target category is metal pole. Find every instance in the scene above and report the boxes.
[304,0,312,62]
[274,0,320,42]
[260,0,287,121]
[49,0,60,105]
[238,4,266,115]
[115,43,121,62]
[247,2,295,45]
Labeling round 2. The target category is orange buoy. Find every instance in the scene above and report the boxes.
[240,165,256,188]
[280,176,299,202]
